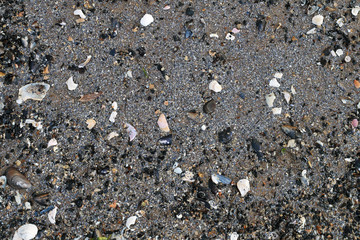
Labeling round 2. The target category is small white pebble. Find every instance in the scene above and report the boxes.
[140,14,154,27]
[209,80,222,92]
[287,139,296,148]
[126,70,133,78]
[269,78,280,88]
[345,56,351,62]
[312,15,324,26]
[109,111,117,123]
[272,108,282,115]
[174,167,182,174]
[274,72,283,79]
[201,125,207,131]
[336,49,343,57]
[74,9,86,19]
[209,33,219,38]
[225,33,235,41]
[78,55,92,68]
[112,102,118,110]
[230,232,239,240]
[306,28,317,35]
[47,138,58,148]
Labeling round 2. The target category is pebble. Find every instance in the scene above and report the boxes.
[312,15,324,26]
[25,202,31,210]
[47,138,58,148]
[125,123,137,141]
[159,134,172,145]
[231,28,240,34]
[86,119,96,129]
[201,125,207,131]
[203,99,216,114]
[251,138,263,160]
[181,171,195,182]
[345,56,351,62]
[112,101,118,110]
[218,127,232,144]
[158,113,170,132]
[174,167,182,174]
[265,93,276,107]
[140,14,154,27]
[237,179,250,197]
[269,78,280,87]
[229,232,239,240]
[13,224,38,240]
[272,108,282,115]
[335,49,343,57]
[352,6,360,16]
[16,83,50,104]
[66,76,78,91]
[274,72,283,79]
[109,111,117,123]
[24,119,43,130]
[209,80,222,92]
[351,119,358,128]
[74,9,86,19]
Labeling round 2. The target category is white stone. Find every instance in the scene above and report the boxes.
[48,206,58,224]
[345,56,351,62]
[283,91,291,104]
[25,202,31,210]
[86,119,96,129]
[13,224,38,240]
[201,125,207,131]
[352,6,360,16]
[109,111,117,123]
[272,108,282,115]
[107,131,119,140]
[211,174,220,184]
[126,216,137,228]
[74,9,86,19]
[125,123,137,141]
[274,72,283,79]
[335,49,343,57]
[174,167,182,174]
[209,80,222,92]
[330,50,336,57]
[66,76,78,90]
[312,15,324,26]
[237,179,250,197]
[269,78,280,87]
[265,93,276,107]
[47,138,58,148]
[230,232,239,240]
[336,18,344,27]
[225,33,235,41]
[140,14,154,26]
[209,33,219,38]
[287,139,296,148]
[112,101,118,110]
[306,28,317,35]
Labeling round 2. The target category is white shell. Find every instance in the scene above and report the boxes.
[158,114,170,132]
[265,93,276,107]
[74,9,86,19]
[86,119,96,129]
[17,83,50,104]
[109,111,117,123]
[125,123,137,141]
[140,14,154,26]
[209,80,222,92]
[274,72,283,79]
[272,108,282,115]
[283,91,291,104]
[352,6,360,16]
[48,206,58,224]
[112,101,118,110]
[47,138,58,148]
[78,55,92,68]
[312,15,324,26]
[335,49,343,57]
[107,131,119,140]
[306,28,317,35]
[209,33,219,38]
[287,139,296,148]
[225,33,235,41]
[126,216,137,229]
[13,224,38,240]
[66,76,78,90]
[269,78,280,87]
[237,179,250,197]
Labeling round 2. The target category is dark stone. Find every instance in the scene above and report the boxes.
[203,99,216,114]
[218,127,232,144]
[185,7,194,16]
[159,134,172,145]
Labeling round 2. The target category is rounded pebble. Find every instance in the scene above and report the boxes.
[312,15,324,26]
[140,14,154,27]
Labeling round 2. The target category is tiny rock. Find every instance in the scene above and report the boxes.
[140,14,154,26]
[218,127,232,144]
[237,179,250,197]
[209,80,222,92]
[312,15,324,26]
[274,72,283,79]
[158,113,170,132]
[86,119,96,129]
[269,78,280,87]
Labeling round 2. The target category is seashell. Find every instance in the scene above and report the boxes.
[48,206,58,224]
[312,15,324,26]
[66,76,78,90]
[281,125,299,139]
[140,14,154,27]
[237,179,250,197]
[125,123,137,141]
[265,93,276,107]
[126,216,137,229]
[74,9,86,19]
[17,83,50,104]
[32,192,51,206]
[0,175,7,188]
[269,78,280,87]
[13,224,38,240]
[5,167,32,190]
[203,99,216,114]
[159,134,172,145]
[158,113,170,132]
[209,80,222,92]
[78,55,92,68]
[211,174,232,185]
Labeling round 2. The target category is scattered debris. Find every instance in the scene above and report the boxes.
[74,9,86,19]
[17,83,50,104]
[182,171,195,182]
[0,176,6,188]
[209,33,219,38]
[274,72,283,79]
[78,55,92,68]
[218,127,232,144]
[301,170,309,186]
[269,78,280,87]
[48,206,58,224]
[47,138,58,148]
[251,138,263,160]
[354,80,360,89]
[237,179,250,197]
[211,174,232,185]
[109,111,117,123]
[159,134,172,145]
[107,131,119,140]
[312,15,324,26]
[126,216,137,229]
[352,6,360,16]
[283,91,291,104]
[225,33,235,41]
[79,92,102,102]
[203,99,216,113]
[24,119,43,130]
[272,108,282,115]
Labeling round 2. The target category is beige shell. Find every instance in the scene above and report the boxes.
[5,167,32,189]
[157,113,170,132]
[17,83,50,104]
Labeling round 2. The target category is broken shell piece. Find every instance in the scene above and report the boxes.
[0,176,6,188]
[158,114,170,132]
[237,179,250,197]
[125,123,137,141]
[225,32,235,41]
[74,9,86,19]
[79,91,102,102]
[140,14,154,26]
[32,192,51,206]
[272,108,282,115]
[312,15,324,26]
[107,131,119,140]
[86,119,96,129]
[47,138,58,148]
[66,76,78,91]
[78,55,92,68]
[283,91,291,104]
[17,83,50,104]
[182,171,195,182]
[269,78,280,87]
[126,216,137,229]
[48,206,58,224]
[25,119,43,130]
[5,167,31,190]
[13,224,38,240]
[287,139,296,148]
[112,102,118,110]
[274,72,283,79]
[109,111,117,123]
[265,93,276,107]
[209,80,222,92]
[281,125,299,139]
[352,6,360,16]
[231,28,240,34]
[211,174,232,185]
[209,33,219,38]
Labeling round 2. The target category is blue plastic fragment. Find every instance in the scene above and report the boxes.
[185,30,193,38]
[217,174,232,184]
[35,205,55,217]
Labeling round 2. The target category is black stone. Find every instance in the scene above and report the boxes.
[203,99,216,114]
[185,7,194,16]
[218,127,232,144]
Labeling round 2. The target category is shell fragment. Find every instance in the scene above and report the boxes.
[237,179,250,197]
[209,80,222,92]
[158,113,170,132]
[17,83,50,104]
[66,76,78,90]
[13,224,38,240]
